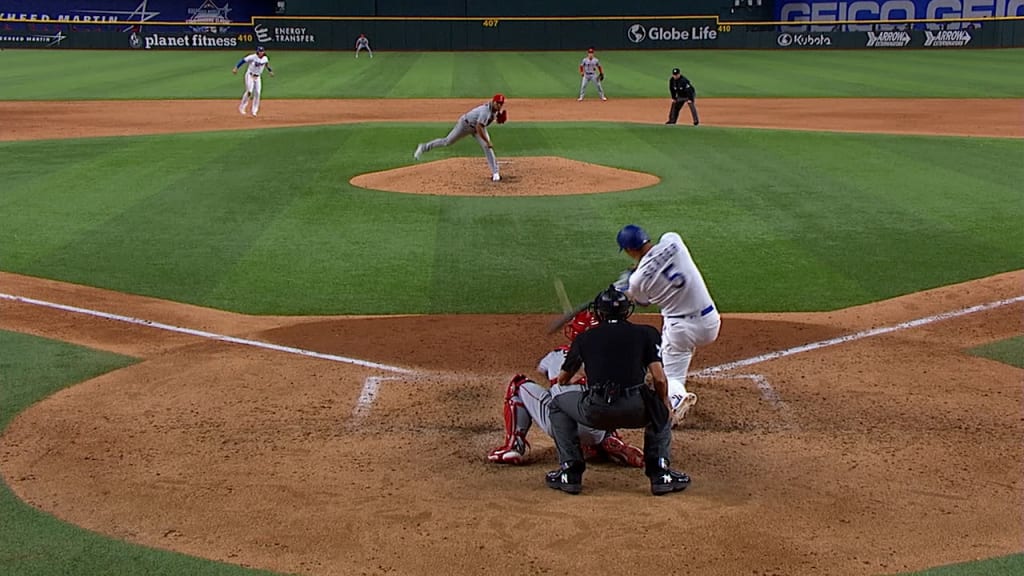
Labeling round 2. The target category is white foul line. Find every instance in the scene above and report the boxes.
[0,293,416,375]
[695,295,1024,378]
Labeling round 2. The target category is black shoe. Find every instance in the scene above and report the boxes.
[693,120,699,126]
[545,462,583,495]
[665,121,675,124]
[650,468,690,495]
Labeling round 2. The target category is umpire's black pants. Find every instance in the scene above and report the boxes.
[550,386,672,471]
[668,93,700,125]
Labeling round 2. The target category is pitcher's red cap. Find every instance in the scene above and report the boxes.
[493,93,505,103]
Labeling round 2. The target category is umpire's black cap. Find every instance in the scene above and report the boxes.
[672,68,681,75]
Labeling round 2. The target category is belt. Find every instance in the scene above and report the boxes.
[668,304,714,319]
[249,73,260,77]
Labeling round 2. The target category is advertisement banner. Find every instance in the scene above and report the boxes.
[775,31,835,46]
[775,0,1024,31]
[0,0,275,29]
[623,20,720,47]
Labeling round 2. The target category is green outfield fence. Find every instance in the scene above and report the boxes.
[1,14,1023,50]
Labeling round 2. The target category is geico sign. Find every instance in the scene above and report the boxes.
[780,0,1024,25]
[627,24,718,43]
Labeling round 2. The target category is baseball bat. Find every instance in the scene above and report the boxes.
[545,300,591,335]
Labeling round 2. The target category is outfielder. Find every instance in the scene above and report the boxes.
[355,33,372,58]
[232,46,273,117]
[413,94,507,182]
[578,48,606,101]
[666,67,699,126]
[615,224,720,428]
[488,309,644,468]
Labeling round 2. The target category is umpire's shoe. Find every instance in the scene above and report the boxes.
[647,457,691,496]
[545,461,584,495]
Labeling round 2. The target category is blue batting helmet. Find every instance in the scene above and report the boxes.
[616,224,650,251]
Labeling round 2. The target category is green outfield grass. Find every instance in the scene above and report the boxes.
[1,123,1021,314]
[1,49,1023,99]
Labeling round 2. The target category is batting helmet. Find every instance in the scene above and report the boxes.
[564,309,599,342]
[616,224,650,252]
[591,285,634,322]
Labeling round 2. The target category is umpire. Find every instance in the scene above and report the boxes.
[545,285,691,496]
[666,67,700,126]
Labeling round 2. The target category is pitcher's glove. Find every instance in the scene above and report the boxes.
[496,110,508,124]
[598,72,605,81]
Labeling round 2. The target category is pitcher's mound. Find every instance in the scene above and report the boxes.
[349,156,660,197]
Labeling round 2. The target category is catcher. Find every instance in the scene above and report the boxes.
[578,47,607,101]
[413,93,508,182]
[666,67,699,126]
[487,309,643,468]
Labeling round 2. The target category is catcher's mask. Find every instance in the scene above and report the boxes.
[564,309,599,342]
[591,285,634,322]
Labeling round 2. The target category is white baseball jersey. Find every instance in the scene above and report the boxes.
[241,53,270,76]
[537,347,569,384]
[580,56,601,77]
[626,232,715,317]
[461,103,496,128]
[356,36,369,48]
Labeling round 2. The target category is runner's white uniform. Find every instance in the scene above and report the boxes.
[237,52,270,116]
[355,36,372,58]
[625,232,720,416]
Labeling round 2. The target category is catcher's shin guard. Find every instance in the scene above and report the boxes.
[487,374,532,464]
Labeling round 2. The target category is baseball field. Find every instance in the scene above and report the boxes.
[1,48,1022,576]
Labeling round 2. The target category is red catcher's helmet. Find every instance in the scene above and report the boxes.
[564,309,599,342]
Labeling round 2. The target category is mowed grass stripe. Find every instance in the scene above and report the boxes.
[2,49,1023,100]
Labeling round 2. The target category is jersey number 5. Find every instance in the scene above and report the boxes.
[662,264,686,288]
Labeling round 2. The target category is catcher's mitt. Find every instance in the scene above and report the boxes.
[496,110,508,124]
[598,72,605,81]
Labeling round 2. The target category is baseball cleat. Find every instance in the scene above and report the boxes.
[413,144,423,161]
[600,433,644,468]
[545,463,583,495]
[577,96,584,101]
[491,173,501,182]
[601,96,608,101]
[487,434,528,465]
[650,468,691,496]
[238,105,246,115]
[693,120,700,126]
[671,392,698,428]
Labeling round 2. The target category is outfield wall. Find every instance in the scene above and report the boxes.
[2,16,1022,50]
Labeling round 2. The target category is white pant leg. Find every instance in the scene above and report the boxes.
[662,311,721,407]
[518,382,552,436]
[240,74,255,110]
[251,75,262,114]
[579,76,589,98]
[473,130,498,175]
[595,78,605,98]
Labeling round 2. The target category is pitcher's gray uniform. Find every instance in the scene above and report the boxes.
[578,48,606,101]
[413,94,505,181]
